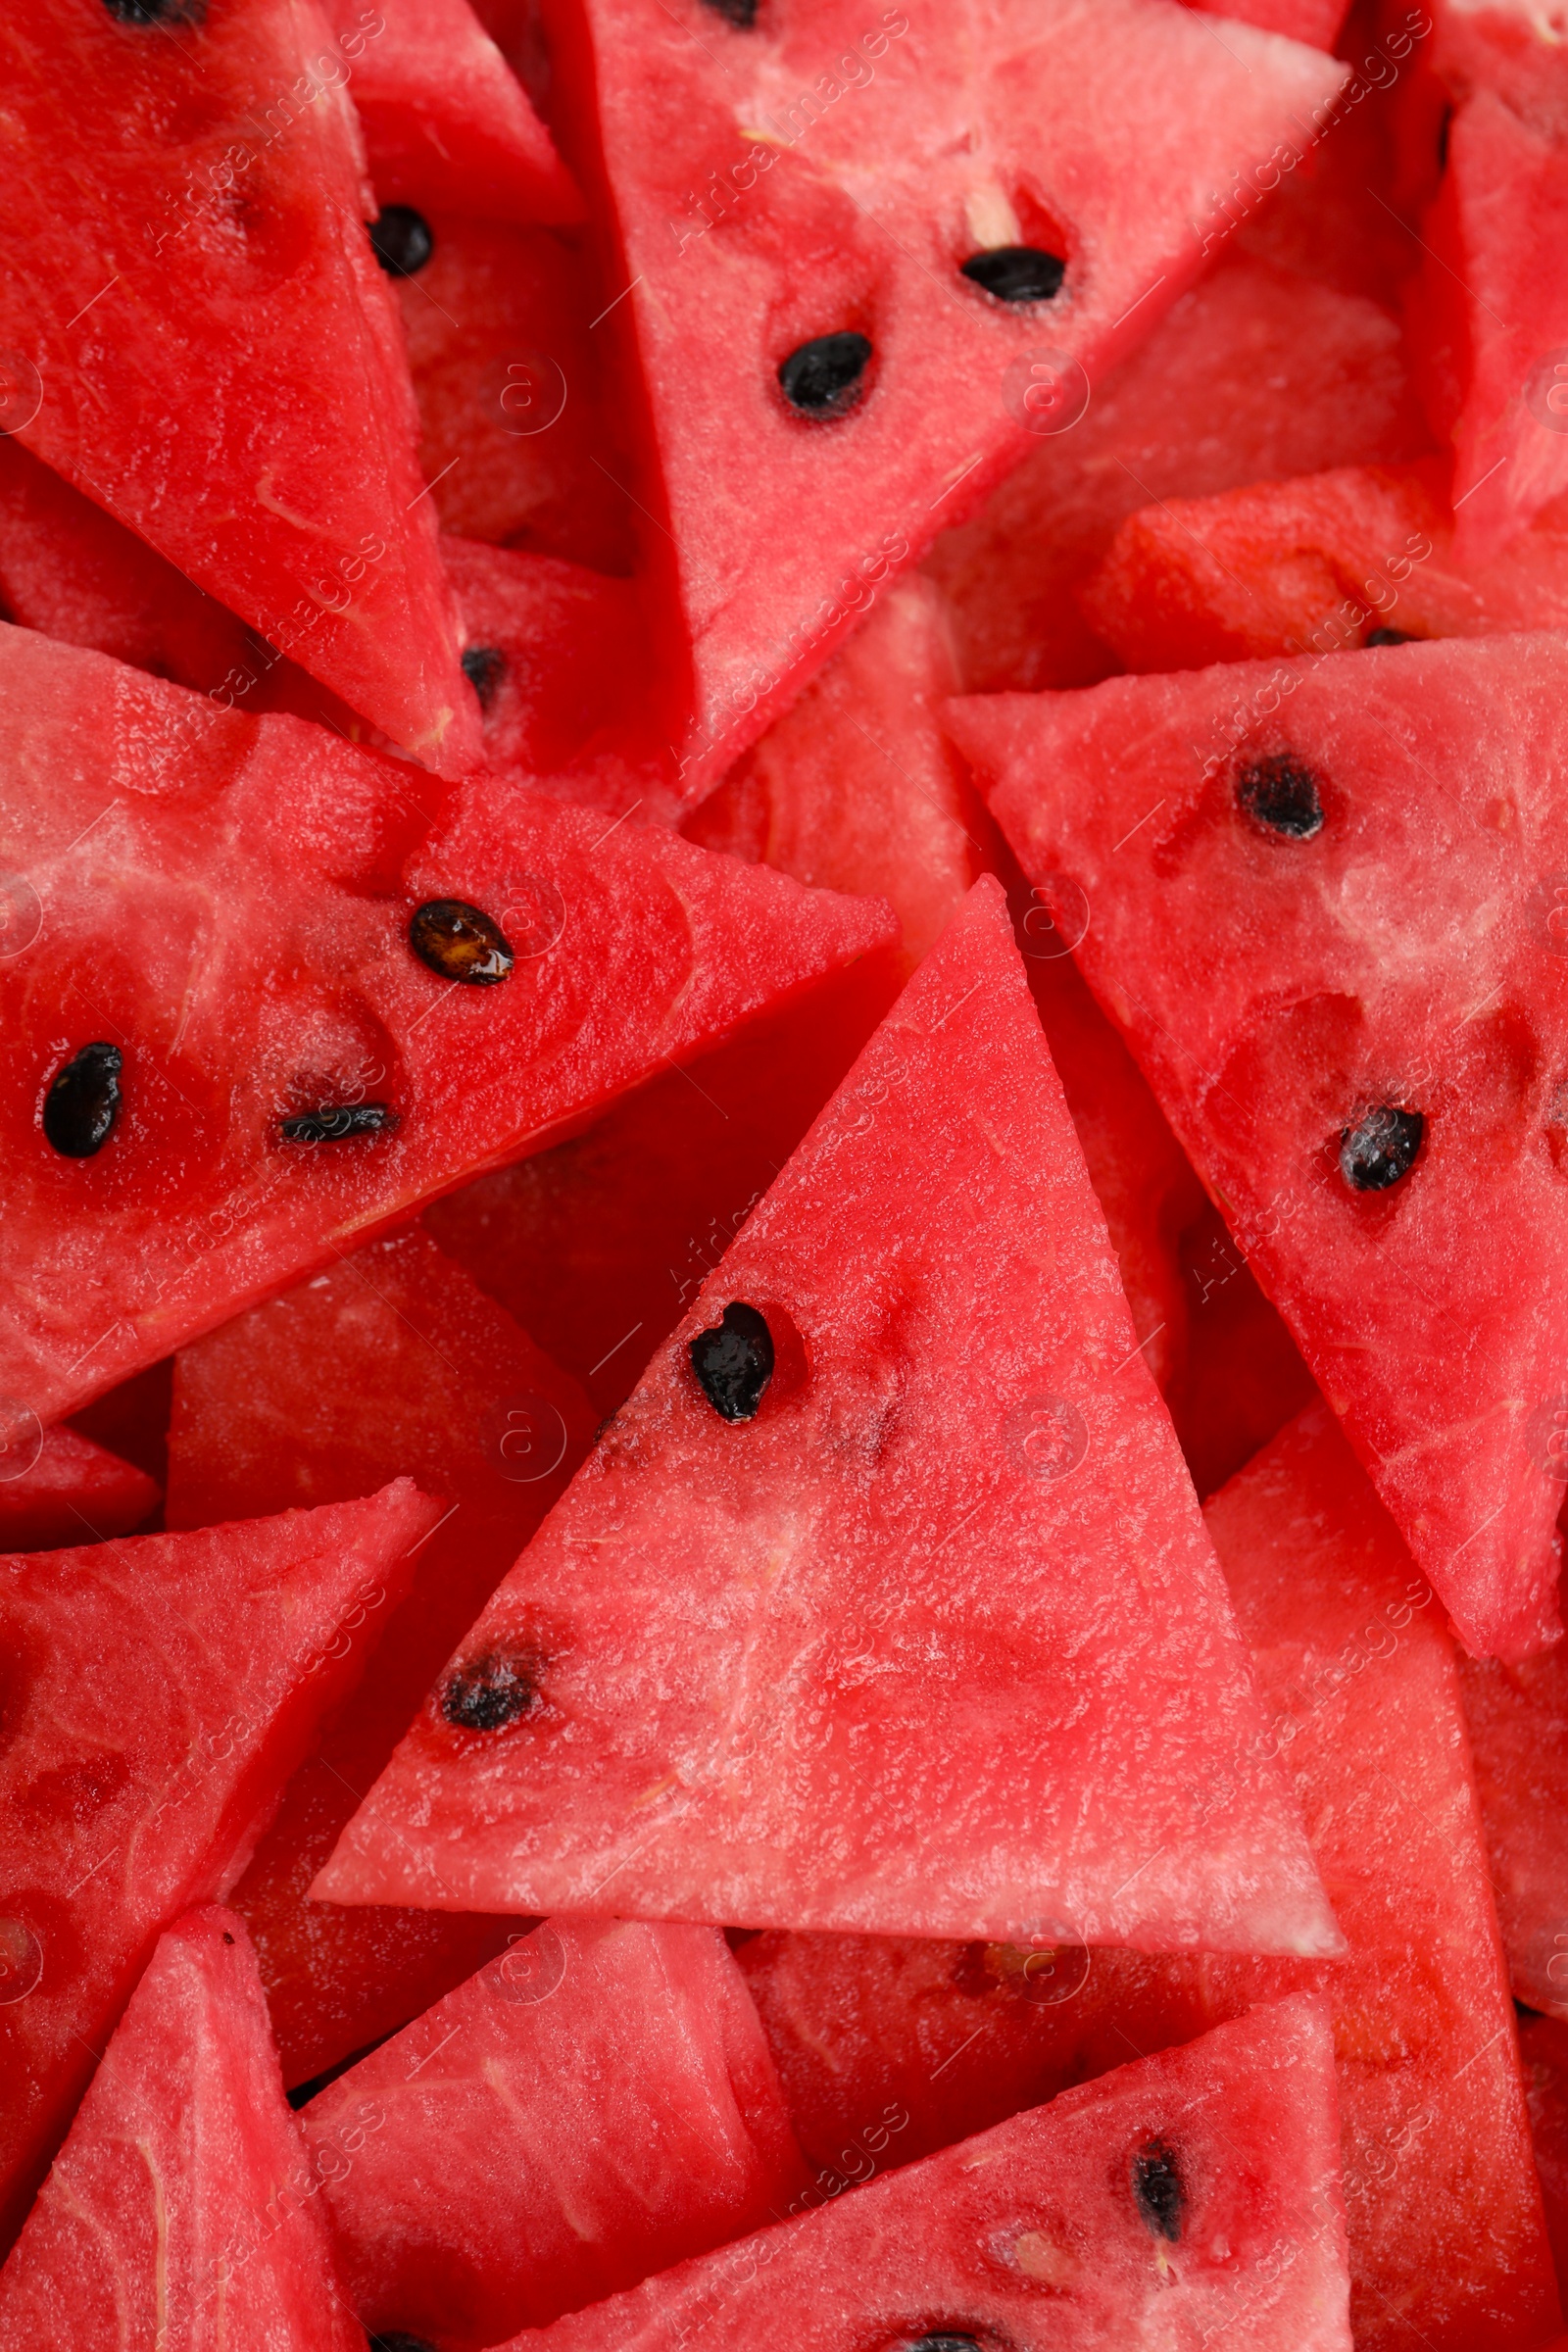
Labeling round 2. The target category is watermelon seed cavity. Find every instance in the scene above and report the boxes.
[1365,626,1415,647]
[702,0,759,19]
[279,1103,399,1144]
[441,1652,539,1732]
[462,646,506,710]
[100,0,206,22]
[778,333,872,420]
[367,2336,440,2352]
[689,1301,774,1420]
[369,208,434,277]
[42,1042,122,1159]
[1131,2139,1185,2241]
[960,247,1066,305]
[410,899,515,986]
[1234,753,1324,839]
[901,2337,984,2352]
[1339,1105,1424,1193]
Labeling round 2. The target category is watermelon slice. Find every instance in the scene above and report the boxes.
[0,0,481,774]
[741,1403,1559,2351]
[1406,89,1568,561]
[319,0,582,222]
[924,250,1433,696]
[441,536,660,799]
[298,1917,807,2343]
[540,0,1347,797]
[950,630,1568,1659]
[395,212,637,575]
[1078,461,1568,672]
[0,624,895,1428]
[481,1996,1351,2352]
[1521,2010,1568,2296]
[0,1422,159,1552]
[167,1223,595,2086]
[0,1478,438,2251]
[319,879,1336,1953]
[0,1908,360,2352]
[65,1357,173,1498]
[1428,0,1568,140]
[1458,1641,1568,2020]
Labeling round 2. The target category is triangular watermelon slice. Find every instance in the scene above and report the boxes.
[168,1224,596,2086]
[297,1917,807,2343]
[1458,1638,1568,2020]
[480,1995,1351,2352]
[950,630,1568,1658]
[0,625,895,1427]
[319,0,582,222]
[0,1908,360,2352]
[0,1422,159,1552]
[541,0,1347,796]
[0,1479,439,2252]
[319,879,1337,1952]
[0,0,480,773]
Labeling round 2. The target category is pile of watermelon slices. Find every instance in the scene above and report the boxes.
[10,0,1568,2343]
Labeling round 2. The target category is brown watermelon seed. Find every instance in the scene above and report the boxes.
[368,207,433,277]
[1235,753,1324,839]
[1340,1105,1423,1193]
[410,899,515,987]
[43,1043,122,1159]
[1132,2139,1185,2241]
[690,1302,774,1421]
[441,1653,538,1732]
[960,247,1066,304]
[279,1104,398,1145]
[462,646,506,710]
[778,333,872,419]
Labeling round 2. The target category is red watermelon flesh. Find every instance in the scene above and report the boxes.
[65,1356,173,1497]
[1196,0,1350,35]
[951,631,1568,1659]
[1406,90,1568,562]
[395,213,637,575]
[0,0,480,776]
[1521,2011,1568,2297]
[1457,1641,1568,2020]
[1428,0,1568,141]
[1078,462,1568,672]
[426,950,905,1420]
[0,624,895,1428]
[440,535,660,796]
[319,879,1336,1953]
[0,1478,439,2252]
[300,1917,807,2344]
[0,1908,360,2352]
[0,1422,159,1552]
[1172,1197,1320,1500]
[741,1404,1558,2352]
[541,0,1347,801]
[166,1223,595,2086]
[924,251,1434,697]
[319,0,581,223]
[485,1996,1351,2352]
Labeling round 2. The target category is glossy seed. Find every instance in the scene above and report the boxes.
[410,899,515,986]
[1364,626,1414,647]
[1235,753,1324,839]
[369,207,433,277]
[441,1652,538,1732]
[690,1301,775,1422]
[462,645,506,710]
[778,332,872,419]
[960,245,1066,304]
[1132,2139,1186,2242]
[1340,1105,1423,1193]
[702,0,759,18]
[43,1043,122,1159]
[279,1103,398,1144]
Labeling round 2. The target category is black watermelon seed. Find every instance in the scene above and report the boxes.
[441,1652,538,1732]
[368,2337,440,2352]
[410,899,514,986]
[1365,626,1414,647]
[1340,1105,1423,1193]
[280,1103,398,1144]
[1132,2139,1186,2242]
[702,0,759,18]
[43,1043,122,1159]
[462,646,506,710]
[960,246,1066,304]
[369,207,433,277]
[1235,753,1324,839]
[904,2338,984,2352]
[101,0,205,21]
[778,332,872,419]
[690,1301,775,1422]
